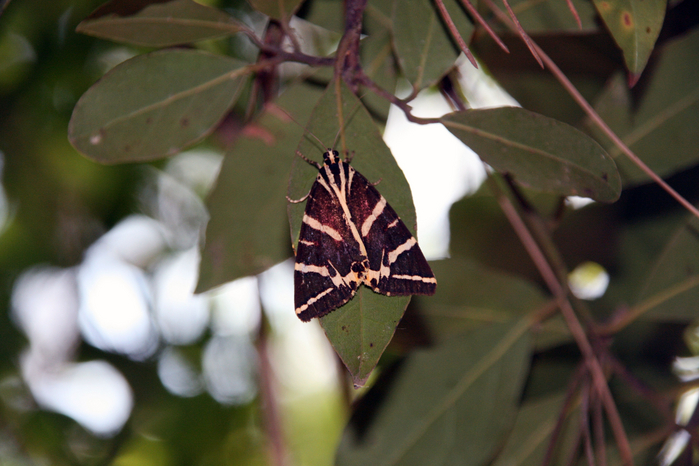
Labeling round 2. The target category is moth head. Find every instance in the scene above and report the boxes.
[323,150,341,165]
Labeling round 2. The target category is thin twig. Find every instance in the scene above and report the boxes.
[542,364,586,466]
[434,0,478,68]
[593,390,606,466]
[355,71,442,125]
[609,356,673,423]
[565,422,584,466]
[457,0,509,53]
[0,0,11,16]
[498,0,543,66]
[599,275,699,335]
[485,173,635,466]
[581,379,596,466]
[279,18,303,53]
[241,23,335,68]
[564,0,583,29]
[256,308,289,466]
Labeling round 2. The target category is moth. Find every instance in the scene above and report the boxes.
[290,148,436,321]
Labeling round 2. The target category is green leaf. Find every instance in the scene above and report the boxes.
[492,393,572,466]
[471,33,618,127]
[69,49,248,164]
[637,209,699,321]
[392,0,473,89]
[76,0,244,47]
[449,194,538,281]
[591,0,665,79]
[583,202,687,316]
[591,28,699,185]
[416,259,562,345]
[360,0,398,120]
[441,107,621,202]
[287,81,419,386]
[320,291,409,387]
[196,82,323,292]
[247,0,305,20]
[302,0,344,33]
[336,321,532,466]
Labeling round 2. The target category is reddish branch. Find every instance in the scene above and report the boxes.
[434,0,478,68]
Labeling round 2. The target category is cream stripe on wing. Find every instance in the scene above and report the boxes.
[296,287,334,314]
[388,237,417,264]
[295,262,345,288]
[347,167,355,197]
[392,274,437,283]
[361,196,387,237]
[302,214,342,242]
[315,174,334,196]
[322,161,367,257]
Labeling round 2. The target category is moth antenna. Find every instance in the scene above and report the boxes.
[304,130,328,153]
[331,97,367,155]
[295,150,322,169]
[270,104,328,154]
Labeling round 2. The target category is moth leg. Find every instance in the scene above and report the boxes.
[288,149,321,203]
[370,177,382,186]
[344,150,356,163]
[286,191,311,203]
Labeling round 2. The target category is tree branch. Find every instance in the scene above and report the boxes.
[485,173,635,466]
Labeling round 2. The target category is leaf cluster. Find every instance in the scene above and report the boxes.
[5,0,699,464]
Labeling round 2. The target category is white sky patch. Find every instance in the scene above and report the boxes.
[11,267,80,364]
[95,214,166,268]
[384,56,519,260]
[164,149,223,198]
[455,55,520,109]
[567,196,596,209]
[77,249,158,359]
[258,260,296,333]
[158,347,204,398]
[153,247,209,345]
[12,266,134,437]
[202,335,257,405]
[210,276,261,336]
[383,89,486,260]
[259,260,338,396]
[22,359,133,437]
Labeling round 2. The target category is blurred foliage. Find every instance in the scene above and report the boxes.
[1,0,699,465]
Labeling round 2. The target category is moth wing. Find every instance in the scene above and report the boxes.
[294,174,366,321]
[347,168,436,296]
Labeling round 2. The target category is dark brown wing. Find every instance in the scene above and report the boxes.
[294,173,366,321]
[346,167,436,296]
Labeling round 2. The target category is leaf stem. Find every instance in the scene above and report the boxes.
[542,364,585,466]
[433,0,478,68]
[457,0,509,53]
